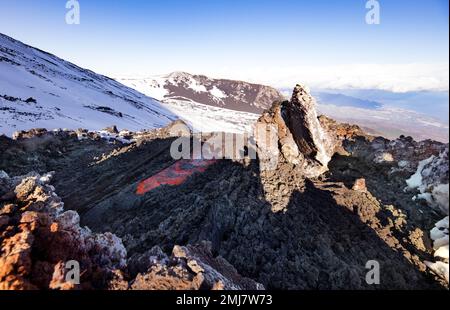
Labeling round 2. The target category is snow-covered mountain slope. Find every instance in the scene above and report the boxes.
[118,72,285,114]
[0,33,178,136]
[162,99,259,133]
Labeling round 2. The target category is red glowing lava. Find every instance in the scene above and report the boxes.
[136,159,217,195]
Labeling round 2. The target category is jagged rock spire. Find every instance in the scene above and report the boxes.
[286,84,334,167]
[256,84,335,177]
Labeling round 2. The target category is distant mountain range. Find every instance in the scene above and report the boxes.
[281,88,448,142]
[120,73,449,142]
[118,72,285,114]
[330,88,450,123]
[314,92,382,109]
[316,104,449,142]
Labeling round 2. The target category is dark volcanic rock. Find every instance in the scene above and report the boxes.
[103,125,119,134]
[0,171,263,290]
[0,85,447,290]
[130,243,264,290]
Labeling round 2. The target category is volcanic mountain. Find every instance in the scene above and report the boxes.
[118,71,285,114]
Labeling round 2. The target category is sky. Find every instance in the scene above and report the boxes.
[0,0,449,92]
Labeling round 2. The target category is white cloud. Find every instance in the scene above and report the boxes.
[188,63,449,93]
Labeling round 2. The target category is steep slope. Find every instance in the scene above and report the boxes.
[118,71,285,114]
[0,33,177,136]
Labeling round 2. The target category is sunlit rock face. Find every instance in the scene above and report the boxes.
[256,84,336,178]
[286,84,335,168]
[253,84,341,212]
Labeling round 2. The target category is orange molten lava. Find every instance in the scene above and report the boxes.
[136,159,217,195]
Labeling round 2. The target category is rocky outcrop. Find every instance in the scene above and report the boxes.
[0,171,127,290]
[318,115,367,150]
[129,243,264,290]
[256,85,337,177]
[343,134,446,168]
[352,178,368,193]
[331,130,449,285]
[0,171,263,290]
[286,85,335,166]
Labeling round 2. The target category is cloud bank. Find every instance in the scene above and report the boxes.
[192,63,449,93]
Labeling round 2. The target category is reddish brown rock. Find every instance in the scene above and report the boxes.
[352,178,367,193]
[0,172,264,290]
[129,243,264,290]
[0,172,127,290]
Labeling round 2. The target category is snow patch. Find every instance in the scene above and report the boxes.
[426,216,449,283]
[97,130,135,144]
[118,77,169,101]
[39,172,54,184]
[210,86,227,100]
[425,261,449,283]
[433,184,450,215]
[0,170,9,179]
[406,155,435,189]
[188,80,207,93]
[406,150,448,214]
[160,99,259,134]
[398,160,409,168]
[435,245,449,259]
